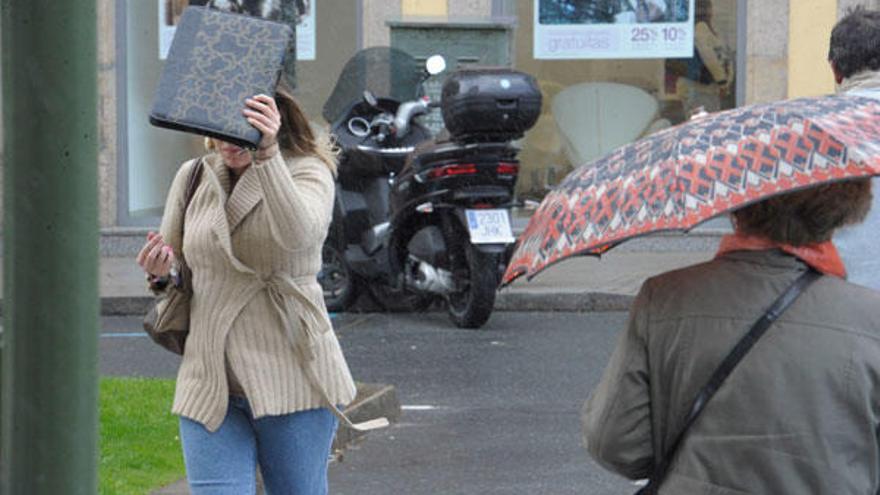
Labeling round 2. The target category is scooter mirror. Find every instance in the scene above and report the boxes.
[363,90,379,108]
[426,55,446,76]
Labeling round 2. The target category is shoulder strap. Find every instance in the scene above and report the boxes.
[637,268,822,494]
[181,157,204,232]
[175,158,204,273]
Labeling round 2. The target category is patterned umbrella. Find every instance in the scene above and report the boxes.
[503,94,880,286]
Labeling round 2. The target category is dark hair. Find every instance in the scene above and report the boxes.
[732,179,872,246]
[829,7,880,79]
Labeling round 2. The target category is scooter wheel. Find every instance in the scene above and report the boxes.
[320,245,360,312]
[446,242,498,329]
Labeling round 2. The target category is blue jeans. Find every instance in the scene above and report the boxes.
[179,396,338,495]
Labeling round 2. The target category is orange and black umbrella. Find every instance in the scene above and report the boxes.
[503,93,880,286]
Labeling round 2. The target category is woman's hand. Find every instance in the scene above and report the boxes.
[244,94,281,152]
[136,231,175,278]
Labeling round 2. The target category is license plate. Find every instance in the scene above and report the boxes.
[465,209,515,244]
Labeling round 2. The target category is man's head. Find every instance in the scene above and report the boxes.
[732,179,872,246]
[829,8,880,84]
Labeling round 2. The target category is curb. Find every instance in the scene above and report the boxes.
[93,223,729,257]
[333,382,401,452]
[151,382,400,495]
[494,290,634,312]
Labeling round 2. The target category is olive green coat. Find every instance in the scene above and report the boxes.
[583,249,880,494]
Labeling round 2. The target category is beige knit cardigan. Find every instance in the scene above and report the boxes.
[158,150,357,432]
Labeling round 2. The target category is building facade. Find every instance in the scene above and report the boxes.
[41,0,880,249]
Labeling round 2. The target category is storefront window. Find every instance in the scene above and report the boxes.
[510,0,739,200]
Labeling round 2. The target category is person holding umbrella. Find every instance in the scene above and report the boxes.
[580,179,880,493]
[830,8,880,291]
[569,27,880,484]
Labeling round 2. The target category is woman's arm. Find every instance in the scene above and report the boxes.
[252,151,334,251]
[581,280,654,479]
[243,93,335,251]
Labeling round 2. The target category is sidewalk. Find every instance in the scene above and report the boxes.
[91,249,716,315]
[95,225,721,315]
[69,215,726,314]
[497,249,715,311]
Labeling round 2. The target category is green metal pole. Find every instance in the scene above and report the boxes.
[1,0,99,493]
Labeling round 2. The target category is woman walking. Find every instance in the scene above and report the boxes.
[136,81,356,494]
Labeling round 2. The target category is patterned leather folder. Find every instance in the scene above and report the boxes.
[150,7,293,149]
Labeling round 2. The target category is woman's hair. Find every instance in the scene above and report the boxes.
[732,178,872,246]
[274,79,338,175]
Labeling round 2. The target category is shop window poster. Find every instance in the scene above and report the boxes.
[159,0,316,61]
[534,0,695,59]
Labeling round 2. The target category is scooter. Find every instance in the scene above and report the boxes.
[319,47,541,328]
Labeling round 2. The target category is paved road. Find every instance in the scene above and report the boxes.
[100,311,636,494]
[100,316,182,377]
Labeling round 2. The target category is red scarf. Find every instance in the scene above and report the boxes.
[716,233,846,278]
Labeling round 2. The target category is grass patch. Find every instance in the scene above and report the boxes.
[100,377,184,495]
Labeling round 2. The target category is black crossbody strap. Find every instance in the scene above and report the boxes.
[637,268,822,495]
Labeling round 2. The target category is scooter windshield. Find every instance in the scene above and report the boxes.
[322,46,423,124]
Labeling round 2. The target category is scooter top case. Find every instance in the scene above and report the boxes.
[441,68,542,143]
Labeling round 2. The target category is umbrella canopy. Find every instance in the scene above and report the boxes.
[503,94,880,286]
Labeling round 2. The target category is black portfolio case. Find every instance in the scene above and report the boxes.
[440,69,542,142]
[149,7,293,149]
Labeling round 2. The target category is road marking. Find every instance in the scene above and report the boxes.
[401,405,438,411]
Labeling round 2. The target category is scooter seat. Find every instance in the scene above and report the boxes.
[406,140,464,171]
[406,139,515,172]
